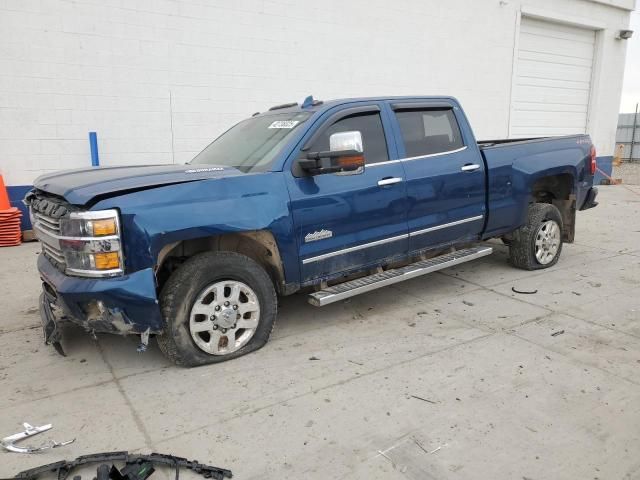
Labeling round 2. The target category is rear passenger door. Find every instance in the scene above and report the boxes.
[389,101,486,253]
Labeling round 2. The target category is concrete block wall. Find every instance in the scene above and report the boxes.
[0,0,635,221]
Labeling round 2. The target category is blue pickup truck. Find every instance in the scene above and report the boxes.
[26,95,598,366]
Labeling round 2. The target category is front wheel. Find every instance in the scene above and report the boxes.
[509,203,563,270]
[157,251,277,367]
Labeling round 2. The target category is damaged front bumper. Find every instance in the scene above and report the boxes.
[38,254,163,351]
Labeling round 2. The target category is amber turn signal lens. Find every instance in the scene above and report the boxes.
[92,219,117,236]
[337,155,364,168]
[94,252,120,270]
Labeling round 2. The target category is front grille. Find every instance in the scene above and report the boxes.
[33,212,61,235]
[27,192,75,270]
[41,242,65,264]
[32,210,66,268]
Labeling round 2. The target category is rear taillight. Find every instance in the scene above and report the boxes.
[590,145,597,175]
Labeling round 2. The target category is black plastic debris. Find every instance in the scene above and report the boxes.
[5,451,232,480]
[512,287,538,294]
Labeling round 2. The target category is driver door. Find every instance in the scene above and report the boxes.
[285,105,409,284]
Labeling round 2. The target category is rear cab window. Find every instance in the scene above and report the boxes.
[394,108,464,157]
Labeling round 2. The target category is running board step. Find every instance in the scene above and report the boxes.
[308,246,493,307]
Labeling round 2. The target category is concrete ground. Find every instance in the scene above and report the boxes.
[1,185,639,480]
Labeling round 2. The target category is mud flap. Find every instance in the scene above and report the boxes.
[39,292,66,357]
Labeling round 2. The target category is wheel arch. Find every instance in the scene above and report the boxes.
[155,230,290,295]
[529,172,576,242]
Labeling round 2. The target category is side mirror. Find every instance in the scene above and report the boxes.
[299,131,364,175]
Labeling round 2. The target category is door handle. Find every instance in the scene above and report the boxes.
[461,164,480,172]
[377,177,403,186]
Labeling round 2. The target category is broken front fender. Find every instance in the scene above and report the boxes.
[37,254,163,335]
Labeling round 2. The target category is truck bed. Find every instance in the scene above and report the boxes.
[477,134,594,239]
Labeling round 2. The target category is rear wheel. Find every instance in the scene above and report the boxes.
[157,251,277,367]
[508,203,563,270]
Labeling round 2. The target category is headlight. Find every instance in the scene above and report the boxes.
[60,213,118,237]
[58,210,124,277]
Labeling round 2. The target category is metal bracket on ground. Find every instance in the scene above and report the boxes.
[1,422,75,454]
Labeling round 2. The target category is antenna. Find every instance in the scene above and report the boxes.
[301,95,314,108]
[301,95,323,108]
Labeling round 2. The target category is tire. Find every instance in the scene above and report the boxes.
[157,251,277,367]
[508,203,563,270]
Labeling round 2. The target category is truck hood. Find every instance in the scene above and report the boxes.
[33,164,242,205]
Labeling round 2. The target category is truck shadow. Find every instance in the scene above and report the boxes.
[56,241,516,369]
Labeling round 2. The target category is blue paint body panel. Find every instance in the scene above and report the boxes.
[480,136,594,238]
[92,172,299,282]
[27,96,597,335]
[284,100,408,283]
[33,164,244,205]
[388,99,487,252]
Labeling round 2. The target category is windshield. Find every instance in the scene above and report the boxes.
[190,112,311,173]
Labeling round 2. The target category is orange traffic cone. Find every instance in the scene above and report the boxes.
[0,174,22,247]
[0,174,10,210]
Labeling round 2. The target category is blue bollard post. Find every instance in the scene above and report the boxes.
[89,131,100,167]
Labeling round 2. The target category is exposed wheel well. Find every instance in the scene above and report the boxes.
[155,231,287,294]
[530,173,576,242]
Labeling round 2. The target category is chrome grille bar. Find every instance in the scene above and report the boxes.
[31,208,65,267]
[33,213,61,235]
[41,243,65,264]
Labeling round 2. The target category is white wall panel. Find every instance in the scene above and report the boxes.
[0,0,634,186]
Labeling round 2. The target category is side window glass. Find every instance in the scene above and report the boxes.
[308,112,389,164]
[395,109,464,157]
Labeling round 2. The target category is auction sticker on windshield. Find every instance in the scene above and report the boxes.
[268,120,300,129]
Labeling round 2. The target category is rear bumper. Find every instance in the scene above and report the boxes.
[579,187,598,211]
[37,253,163,335]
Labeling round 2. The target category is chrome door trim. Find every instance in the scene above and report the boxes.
[366,146,469,167]
[302,214,485,265]
[409,215,484,237]
[400,146,468,162]
[364,146,469,168]
[368,159,402,167]
[302,233,408,265]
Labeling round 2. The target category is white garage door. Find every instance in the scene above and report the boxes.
[510,16,596,138]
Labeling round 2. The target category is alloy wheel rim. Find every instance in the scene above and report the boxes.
[189,280,260,355]
[534,220,560,265]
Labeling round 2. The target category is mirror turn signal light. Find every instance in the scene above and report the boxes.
[337,155,364,169]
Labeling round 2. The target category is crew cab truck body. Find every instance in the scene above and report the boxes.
[27,96,598,365]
